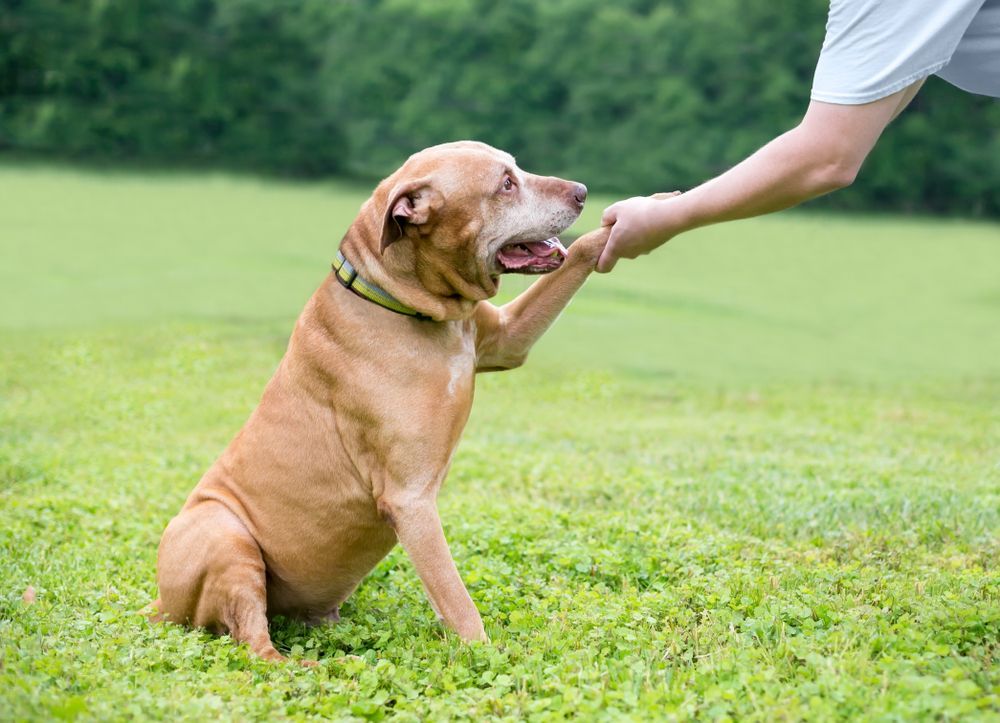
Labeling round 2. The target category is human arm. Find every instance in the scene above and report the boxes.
[597,81,923,272]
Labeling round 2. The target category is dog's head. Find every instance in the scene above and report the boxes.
[370,141,586,300]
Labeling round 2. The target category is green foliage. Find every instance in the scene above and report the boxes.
[1,167,999,719]
[2,0,998,213]
[0,0,346,175]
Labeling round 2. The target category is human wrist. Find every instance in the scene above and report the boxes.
[652,193,698,238]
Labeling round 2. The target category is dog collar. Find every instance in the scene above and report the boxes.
[332,251,432,320]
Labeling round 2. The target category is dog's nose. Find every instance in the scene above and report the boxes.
[572,183,588,206]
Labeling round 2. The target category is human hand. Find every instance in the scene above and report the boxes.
[597,191,683,273]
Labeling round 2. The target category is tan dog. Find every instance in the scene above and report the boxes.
[153,141,611,663]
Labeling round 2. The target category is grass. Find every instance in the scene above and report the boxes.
[1,164,998,720]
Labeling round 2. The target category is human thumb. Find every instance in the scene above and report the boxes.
[601,202,620,227]
[596,229,619,274]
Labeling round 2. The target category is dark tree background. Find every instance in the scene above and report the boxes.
[2,0,998,215]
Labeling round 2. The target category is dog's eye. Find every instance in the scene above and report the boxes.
[501,176,515,192]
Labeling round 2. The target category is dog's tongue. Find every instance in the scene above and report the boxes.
[524,238,567,258]
[496,237,568,273]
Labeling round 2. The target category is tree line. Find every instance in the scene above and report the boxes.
[2,0,998,216]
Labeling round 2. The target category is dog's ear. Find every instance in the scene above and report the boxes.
[380,178,437,253]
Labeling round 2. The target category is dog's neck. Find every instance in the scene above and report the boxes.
[337,200,487,322]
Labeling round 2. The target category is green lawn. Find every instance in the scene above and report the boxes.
[1,165,998,720]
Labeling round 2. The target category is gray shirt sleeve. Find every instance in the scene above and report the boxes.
[937,0,1000,98]
[811,0,989,104]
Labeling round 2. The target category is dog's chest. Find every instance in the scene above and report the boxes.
[392,319,475,399]
[340,321,477,467]
[397,326,476,440]
[444,331,475,399]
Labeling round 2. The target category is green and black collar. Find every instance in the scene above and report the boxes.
[331,251,432,320]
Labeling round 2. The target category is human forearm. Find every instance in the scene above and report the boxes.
[597,92,911,272]
[672,124,860,232]
[674,82,926,231]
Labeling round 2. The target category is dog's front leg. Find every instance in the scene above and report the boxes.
[379,495,487,641]
[475,226,611,371]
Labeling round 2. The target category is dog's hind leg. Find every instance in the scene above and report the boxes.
[144,598,167,623]
[221,591,285,662]
[157,501,292,663]
[215,548,285,663]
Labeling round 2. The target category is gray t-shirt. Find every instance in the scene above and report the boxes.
[812,0,1000,104]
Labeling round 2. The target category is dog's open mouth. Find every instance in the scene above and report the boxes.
[495,238,567,274]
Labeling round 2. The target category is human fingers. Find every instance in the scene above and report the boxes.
[595,226,621,273]
[601,201,621,227]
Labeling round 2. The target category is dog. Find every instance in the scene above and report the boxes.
[152,141,612,663]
